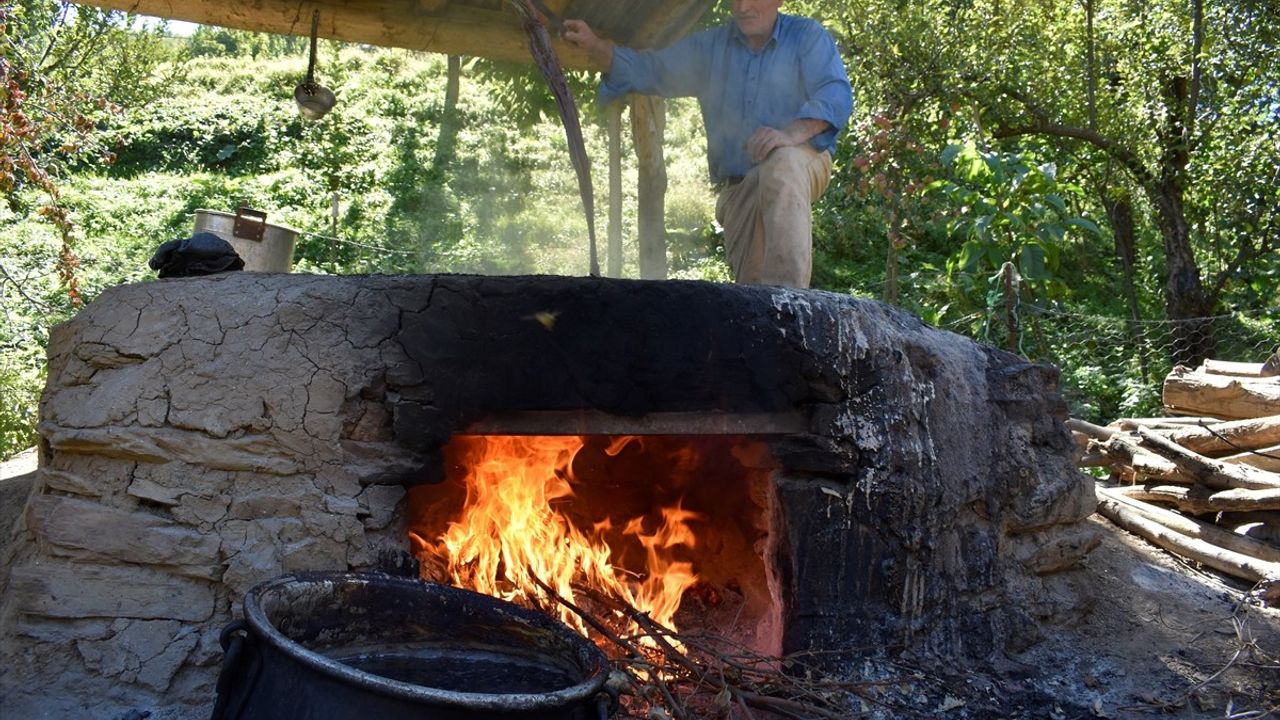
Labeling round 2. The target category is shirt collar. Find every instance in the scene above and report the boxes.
[729,12,785,50]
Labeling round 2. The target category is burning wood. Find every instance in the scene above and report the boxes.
[408,435,701,636]
[532,574,902,719]
[405,433,930,717]
[405,431,791,673]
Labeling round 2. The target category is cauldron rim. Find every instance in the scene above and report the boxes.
[242,571,610,712]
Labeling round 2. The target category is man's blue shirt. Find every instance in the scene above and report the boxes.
[600,14,853,184]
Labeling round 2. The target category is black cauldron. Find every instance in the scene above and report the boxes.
[211,572,614,720]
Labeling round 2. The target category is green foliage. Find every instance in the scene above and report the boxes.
[187,25,305,59]
[1,3,1278,460]
[930,141,1101,303]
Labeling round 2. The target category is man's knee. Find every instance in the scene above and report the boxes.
[759,146,819,195]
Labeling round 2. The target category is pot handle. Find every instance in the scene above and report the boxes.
[210,620,261,720]
[595,686,620,719]
[232,207,268,242]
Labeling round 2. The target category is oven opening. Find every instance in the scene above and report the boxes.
[406,434,783,656]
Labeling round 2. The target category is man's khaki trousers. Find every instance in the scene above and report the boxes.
[715,145,833,288]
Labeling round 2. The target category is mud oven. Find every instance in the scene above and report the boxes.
[0,274,1097,718]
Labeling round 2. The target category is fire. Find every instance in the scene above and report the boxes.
[409,435,702,635]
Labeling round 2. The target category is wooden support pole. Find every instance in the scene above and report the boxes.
[606,101,624,278]
[1067,418,1116,442]
[630,94,667,280]
[1113,416,1221,430]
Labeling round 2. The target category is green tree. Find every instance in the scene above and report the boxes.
[826,0,1279,362]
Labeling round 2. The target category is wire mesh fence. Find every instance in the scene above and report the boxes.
[944,303,1277,423]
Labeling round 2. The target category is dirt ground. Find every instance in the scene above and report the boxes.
[1,454,1276,719]
[0,448,36,559]
[1002,516,1279,719]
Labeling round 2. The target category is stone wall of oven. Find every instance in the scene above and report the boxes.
[0,274,1099,718]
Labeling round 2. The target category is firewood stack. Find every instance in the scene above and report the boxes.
[1071,349,1280,603]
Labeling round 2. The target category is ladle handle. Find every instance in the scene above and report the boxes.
[305,9,320,85]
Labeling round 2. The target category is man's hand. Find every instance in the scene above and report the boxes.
[562,19,615,71]
[746,119,833,163]
[745,127,792,164]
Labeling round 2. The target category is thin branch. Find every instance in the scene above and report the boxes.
[991,120,1155,189]
[1185,0,1204,152]
[0,262,54,311]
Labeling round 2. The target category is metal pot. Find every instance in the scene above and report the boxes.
[212,572,614,720]
[192,208,297,273]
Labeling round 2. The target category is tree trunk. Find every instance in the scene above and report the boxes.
[630,94,667,280]
[884,203,899,304]
[1161,415,1280,456]
[1110,484,1280,516]
[1103,194,1149,380]
[1148,180,1214,365]
[432,55,462,169]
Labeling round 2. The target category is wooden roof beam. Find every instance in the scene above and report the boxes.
[628,0,715,48]
[77,0,596,68]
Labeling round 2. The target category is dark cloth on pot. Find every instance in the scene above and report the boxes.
[149,232,244,278]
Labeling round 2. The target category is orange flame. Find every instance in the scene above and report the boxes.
[415,435,701,635]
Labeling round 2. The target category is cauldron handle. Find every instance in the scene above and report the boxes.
[210,620,261,720]
[595,685,620,719]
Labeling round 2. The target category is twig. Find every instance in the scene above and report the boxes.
[529,574,690,720]
[731,689,759,720]
[0,261,54,311]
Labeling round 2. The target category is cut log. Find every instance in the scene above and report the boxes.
[1218,510,1280,527]
[1068,418,1116,442]
[1135,427,1280,490]
[1095,435,1195,483]
[1219,512,1280,546]
[1116,415,1223,425]
[1200,359,1266,377]
[1160,415,1280,457]
[1078,451,1112,468]
[1098,487,1280,563]
[1110,483,1280,515]
[1221,443,1280,473]
[1095,494,1280,584]
[1163,365,1280,420]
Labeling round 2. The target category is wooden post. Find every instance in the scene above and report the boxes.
[1002,261,1019,353]
[607,101,624,278]
[630,94,667,280]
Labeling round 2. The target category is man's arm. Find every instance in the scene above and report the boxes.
[562,19,614,71]
[564,19,710,103]
[746,119,833,164]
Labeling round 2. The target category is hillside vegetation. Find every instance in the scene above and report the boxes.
[1,1,1277,458]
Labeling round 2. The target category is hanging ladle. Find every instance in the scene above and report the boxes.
[295,10,336,120]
